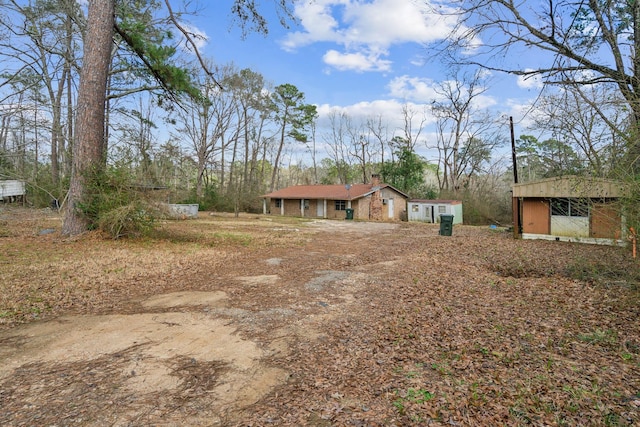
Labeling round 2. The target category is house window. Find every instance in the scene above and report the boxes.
[551,198,589,217]
[304,199,310,209]
[275,199,282,208]
[335,200,346,211]
[438,205,447,214]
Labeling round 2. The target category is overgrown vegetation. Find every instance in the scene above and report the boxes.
[78,167,161,238]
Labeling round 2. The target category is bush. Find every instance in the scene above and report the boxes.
[78,167,160,239]
[96,200,158,239]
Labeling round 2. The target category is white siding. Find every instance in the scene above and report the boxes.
[408,202,463,224]
[0,180,26,198]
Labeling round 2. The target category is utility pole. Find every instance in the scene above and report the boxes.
[510,116,522,238]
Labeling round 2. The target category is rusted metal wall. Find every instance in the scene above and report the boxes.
[521,199,550,234]
[590,203,622,239]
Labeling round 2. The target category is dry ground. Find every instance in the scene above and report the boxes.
[0,206,639,426]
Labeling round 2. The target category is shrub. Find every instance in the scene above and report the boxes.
[96,200,159,239]
[78,166,160,239]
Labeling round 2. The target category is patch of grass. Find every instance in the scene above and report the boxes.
[0,309,16,318]
[603,411,621,426]
[566,257,640,288]
[509,406,533,424]
[578,329,618,346]
[0,220,11,237]
[430,362,451,376]
[209,232,253,246]
[393,388,434,414]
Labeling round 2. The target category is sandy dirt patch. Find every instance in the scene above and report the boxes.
[0,290,292,425]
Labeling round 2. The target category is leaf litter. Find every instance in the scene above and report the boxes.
[0,207,638,426]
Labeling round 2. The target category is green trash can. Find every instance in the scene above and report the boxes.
[345,208,354,220]
[439,214,454,236]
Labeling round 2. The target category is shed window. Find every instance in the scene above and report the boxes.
[411,205,419,212]
[275,199,282,208]
[438,205,447,214]
[551,198,589,217]
[335,200,346,211]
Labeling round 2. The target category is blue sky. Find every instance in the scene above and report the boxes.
[185,0,545,163]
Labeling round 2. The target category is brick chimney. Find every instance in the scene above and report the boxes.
[369,174,383,220]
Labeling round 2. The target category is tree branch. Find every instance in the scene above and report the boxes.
[162,0,222,90]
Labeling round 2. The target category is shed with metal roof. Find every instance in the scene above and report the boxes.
[407,200,463,224]
[512,176,626,245]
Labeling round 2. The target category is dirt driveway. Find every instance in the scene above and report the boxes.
[1,211,639,426]
[0,215,402,425]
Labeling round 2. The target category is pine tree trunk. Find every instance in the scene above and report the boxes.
[62,0,114,235]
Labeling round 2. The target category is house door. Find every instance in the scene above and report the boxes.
[388,198,394,219]
[317,200,324,217]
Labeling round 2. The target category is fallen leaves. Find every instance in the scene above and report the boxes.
[0,210,639,426]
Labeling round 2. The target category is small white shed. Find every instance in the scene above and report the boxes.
[408,199,463,224]
[0,180,26,201]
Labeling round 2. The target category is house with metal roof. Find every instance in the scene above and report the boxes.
[262,174,409,221]
[512,176,626,245]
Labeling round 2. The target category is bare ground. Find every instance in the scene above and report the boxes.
[0,207,639,426]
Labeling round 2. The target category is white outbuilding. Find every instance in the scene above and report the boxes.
[408,199,463,224]
[0,180,26,202]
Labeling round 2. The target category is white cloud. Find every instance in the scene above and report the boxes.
[323,49,392,72]
[504,98,539,129]
[316,99,437,133]
[386,75,497,109]
[516,70,543,90]
[177,23,209,52]
[281,0,458,72]
[474,94,498,109]
[317,99,403,120]
[387,75,440,102]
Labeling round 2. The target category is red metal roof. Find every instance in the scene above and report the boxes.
[263,183,403,200]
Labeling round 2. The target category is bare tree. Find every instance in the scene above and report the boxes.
[440,0,640,162]
[112,96,158,184]
[323,110,354,184]
[0,0,83,188]
[172,65,237,198]
[346,119,376,184]
[531,83,627,176]
[430,68,504,192]
[400,104,427,152]
[366,114,391,165]
[224,67,273,207]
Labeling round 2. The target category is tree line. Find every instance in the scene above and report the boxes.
[1,0,639,235]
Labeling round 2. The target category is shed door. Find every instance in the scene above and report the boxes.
[424,205,435,223]
[522,199,550,234]
[388,198,394,219]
